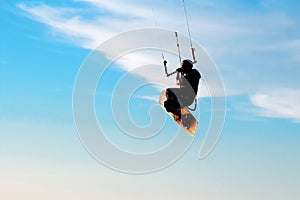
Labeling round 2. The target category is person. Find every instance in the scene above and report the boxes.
[164,59,201,126]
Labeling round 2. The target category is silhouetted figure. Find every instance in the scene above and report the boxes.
[164,59,201,124]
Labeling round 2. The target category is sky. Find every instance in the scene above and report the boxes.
[1,0,300,199]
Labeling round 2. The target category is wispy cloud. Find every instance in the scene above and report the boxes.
[250,88,300,122]
[17,1,220,98]
[75,0,152,19]
[16,0,300,115]
[17,2,116,48]
[16,1,174,49]
[135,95,160,102]
[17,0,300,58]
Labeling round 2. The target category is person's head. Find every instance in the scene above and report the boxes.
[181,59,193,73]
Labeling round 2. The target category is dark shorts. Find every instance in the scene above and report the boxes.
[164,88,194,110]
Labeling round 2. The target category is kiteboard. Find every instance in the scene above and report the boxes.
[159,90,198,136]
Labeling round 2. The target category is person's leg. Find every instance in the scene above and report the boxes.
[164,99,181,116]
[164,88,182,119]
[166,88,180,101]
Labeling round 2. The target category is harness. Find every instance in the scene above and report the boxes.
[177,72,198,111]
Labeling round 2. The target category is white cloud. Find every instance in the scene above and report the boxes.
[17,0,300,100]
[17,2,115,48]
[16,1,177,49]
[17,0,300,58]
[250,88,300,122]
[135,95,160,102]
[17,1,296,57]
[75,0,152,19]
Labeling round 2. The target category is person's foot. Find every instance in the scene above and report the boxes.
[173,109,181,121]
[173,114,181,121]
[181,114,191,129]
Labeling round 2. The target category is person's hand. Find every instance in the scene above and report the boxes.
[176,68,182,72]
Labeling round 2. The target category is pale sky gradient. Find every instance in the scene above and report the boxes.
[1,0,300,199]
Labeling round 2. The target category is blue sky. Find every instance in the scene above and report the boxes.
[1,0,300,199]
